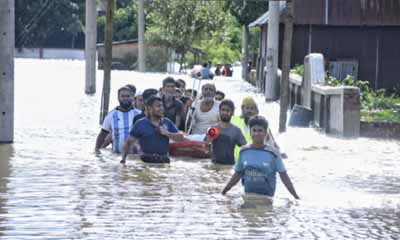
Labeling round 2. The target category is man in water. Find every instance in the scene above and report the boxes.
[121,96,184,164]
[189,83,220,134]
[161,77,183,128]
[134,90,144,110]
[132,88,158,125]
[232,97,282,159]
[210,99,246,165]
[95,86,142,153]
[222,116,300,199]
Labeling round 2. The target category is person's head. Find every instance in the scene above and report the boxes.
[202,62,208,68]
[142,88,158,102]
[215,90,225,101]
[134,91,144,110]
[176,79,186,91]
[175,88,183,99]
[201,83,216,99]
[125,84,136,97]
[248,116,269,144]
[219,99,235,123]
[145,95,163,119]
[185,89,197,98]
[241,97,259,123]
[118,86,133,109]
[162,77,176,96]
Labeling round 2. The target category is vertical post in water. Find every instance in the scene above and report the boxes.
[0,0,14,143]
[241,0,249,81]
[85,0,97,94]
[265,0,280,100]
[99,0,115,124]
[279,0,295,133]
[138,0,145,72]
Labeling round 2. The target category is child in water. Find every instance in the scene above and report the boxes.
[222,116,300,200]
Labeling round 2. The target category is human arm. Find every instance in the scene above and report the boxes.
[101,132,113,148]
[159,128,184,141]
[95,129,109,151]
[279,171,300,200]
[222,172,241,195]
[121,136,136,164]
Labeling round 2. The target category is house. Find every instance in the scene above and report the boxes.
[250,0,400,91]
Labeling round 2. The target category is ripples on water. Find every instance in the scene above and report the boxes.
[0,59,399,239]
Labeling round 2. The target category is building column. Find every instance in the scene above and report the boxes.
[0,0,15,143]
[85,0,97,94]
[138,0,145,72]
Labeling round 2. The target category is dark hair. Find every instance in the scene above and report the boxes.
[180,96,190,104]
[248,116,269,130]
[145,95,162,107]
[162,76,175,87]
[215,90,225,99]
[125,84,136,95]
[201,83,216,91]
[142,88,158,101]
[186,89,197,98]
[118,86,132,97]
[219,99,235,111]
[176,79,186,88]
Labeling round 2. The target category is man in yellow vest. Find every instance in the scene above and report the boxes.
[231,97,282,160]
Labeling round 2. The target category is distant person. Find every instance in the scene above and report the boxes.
[200,63,214,80]
[215,64,222,76]
[161,77,183,128]
[134,90,144,110]
[185,89,197,99]
[209,99,246,165]
[215,90,225,101]
[222,116,300,199]
[95,86,141,153]
[189,83,220,134]
[222,64,233,77]
[121,96,184,164]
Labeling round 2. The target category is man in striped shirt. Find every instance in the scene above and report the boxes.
[95,86,141,153]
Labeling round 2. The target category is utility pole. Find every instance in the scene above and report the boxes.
[99,0,115,124]
[85,0,97,94]
[265,0,280,101]
[279,0,295,132]
[0,0,14,143]
[138,0,145,72]
[241,0,249,81]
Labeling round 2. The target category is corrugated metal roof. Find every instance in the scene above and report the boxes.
[249,1,286,27]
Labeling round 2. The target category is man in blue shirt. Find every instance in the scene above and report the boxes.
[121,96,184,164]
[222,116,299,199]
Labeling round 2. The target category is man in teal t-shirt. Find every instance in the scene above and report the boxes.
[222,116,299,199]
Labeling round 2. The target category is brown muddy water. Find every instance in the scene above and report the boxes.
[0,59,399,239]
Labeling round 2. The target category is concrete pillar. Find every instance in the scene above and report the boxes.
[265,0,280,100]
[342,88,360,137]
[138,0,145,72]
[0,0,14,143]
[85,0,97,94]
[241,25,249,81]
[303,53,325,108]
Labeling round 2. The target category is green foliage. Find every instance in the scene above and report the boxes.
[15,0,84,48]
[324,74,400,122]
[290,64,304,76]
[97,1,138,43]
[224,0,269,25]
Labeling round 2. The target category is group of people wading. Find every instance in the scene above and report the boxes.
[95,77,300,200]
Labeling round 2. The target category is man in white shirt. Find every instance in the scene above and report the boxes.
[95,86,141,153]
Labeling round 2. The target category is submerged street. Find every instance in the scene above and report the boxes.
[0,59,399,239]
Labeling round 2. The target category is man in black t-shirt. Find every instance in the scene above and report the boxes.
[161,77,183,128]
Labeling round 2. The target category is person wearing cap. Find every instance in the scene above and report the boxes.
[222,116,299,200]
[231,97,282,159]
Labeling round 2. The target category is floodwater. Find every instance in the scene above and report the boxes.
[0,59,399,239]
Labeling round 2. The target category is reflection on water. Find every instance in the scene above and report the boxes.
[0,59,398,239]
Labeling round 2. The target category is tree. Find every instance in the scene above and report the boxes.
[15,0,84,48]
